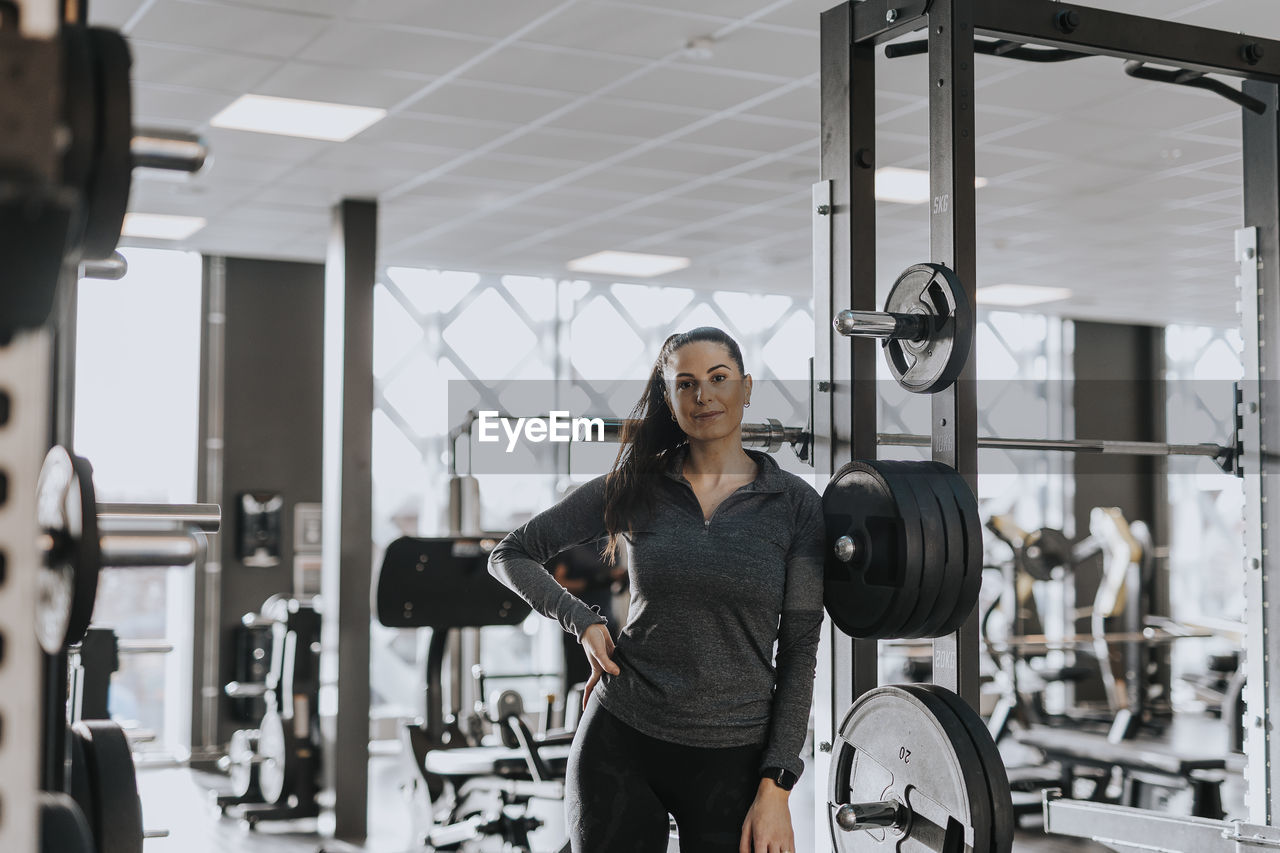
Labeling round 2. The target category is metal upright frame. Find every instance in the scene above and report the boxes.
[818,0,1280,847]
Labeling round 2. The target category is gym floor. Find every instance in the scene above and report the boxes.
[131,748,1115,852]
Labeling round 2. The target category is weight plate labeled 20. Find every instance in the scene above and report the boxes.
[828,685,996,853]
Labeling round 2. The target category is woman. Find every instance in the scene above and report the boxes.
[488,327,825,853]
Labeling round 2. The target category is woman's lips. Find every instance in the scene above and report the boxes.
[694,411,723,421]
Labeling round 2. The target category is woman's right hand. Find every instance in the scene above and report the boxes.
[581,624,620,711]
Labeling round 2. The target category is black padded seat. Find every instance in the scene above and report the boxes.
[1016,726,1225,776]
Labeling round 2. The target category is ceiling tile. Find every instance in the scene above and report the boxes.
[461,44,642,95]
[128,41,280,94]
[297,22,486,76]
[346,0,572,39]
[127,1,329,58]
[403,80,578,124]
[254,62,432,108]
[606,66,787,112]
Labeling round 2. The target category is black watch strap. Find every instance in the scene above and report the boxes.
[760,766,798,791]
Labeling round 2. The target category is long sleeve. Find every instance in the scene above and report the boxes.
[759,485,826,779]
[488,475,612,641]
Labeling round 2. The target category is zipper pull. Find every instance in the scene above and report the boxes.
[704,519,711,531]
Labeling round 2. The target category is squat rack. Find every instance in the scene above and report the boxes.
[814,0,1280,846]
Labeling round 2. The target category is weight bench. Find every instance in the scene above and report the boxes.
[421,707,574,851]
[1016,725,1225,819]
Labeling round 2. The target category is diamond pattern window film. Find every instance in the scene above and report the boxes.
[611,282,694,328]
[387,266,479,315]
[443,286,537,377]
[713,291,794,335]
[760,310,813,378]
[373,283,424,380]
[570,295,645,381]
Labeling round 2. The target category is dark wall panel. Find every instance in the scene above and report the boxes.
[194,256,324,750]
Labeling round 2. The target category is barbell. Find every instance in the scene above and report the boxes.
[36,445,220,654]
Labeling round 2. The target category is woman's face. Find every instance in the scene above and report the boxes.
[663,340,752,440]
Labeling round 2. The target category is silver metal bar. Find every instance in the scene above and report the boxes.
[1043,793,1280,852]
[131,128,207,173]
[97,502,221,532]
[833,309,930,341]
[595,418,806,451]
[100,531,201,567]
[79,251,127,280]
[878,432,1228,459]
[116,641,174,655]
[832,800,905,831]
[144,830,171,839]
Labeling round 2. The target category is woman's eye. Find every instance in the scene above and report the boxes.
[677,381,692,390]
[712,374,726,382]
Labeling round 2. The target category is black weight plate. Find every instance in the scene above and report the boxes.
[911,464,970,639]
[35,447,100,653]
[931,463,983,636]
[61,26,97,256]
[74,720,143,853]
[1020,527,1072,581]
[879,461,947,639]
[39,792,96,853]
[883,263,974,394]
[864,461,925,638]
[827,685,991,853]
[821,461,904,638]
[914,684,1015,853]
[83,28,133,260]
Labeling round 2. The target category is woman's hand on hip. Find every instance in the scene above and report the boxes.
[581,624,619,711]
[739,783,795,853]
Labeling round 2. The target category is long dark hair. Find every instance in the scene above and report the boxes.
[600,326,746,563]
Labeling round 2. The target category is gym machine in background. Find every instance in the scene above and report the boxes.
[816,1,1280,851]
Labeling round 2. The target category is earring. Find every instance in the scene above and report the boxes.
[670,411,677,421]
[744,401,751,408]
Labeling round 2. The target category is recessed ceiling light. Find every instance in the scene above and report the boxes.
[210,94,386,142]
[875,167,989,204]
[567,251,691,278]
[977,284,1072,307]
[121,213,207,240]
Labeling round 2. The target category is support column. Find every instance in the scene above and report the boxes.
[817,2,880,840]
[1242,78,1280,826]
[928,0,980,709]
[322,198,376,839]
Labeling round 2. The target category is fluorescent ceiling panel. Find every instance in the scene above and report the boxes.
[567,250,691,278]
[121,213,207,240]
[211,94,386,141]
[977,284,1072,307]
[875,166,989,204]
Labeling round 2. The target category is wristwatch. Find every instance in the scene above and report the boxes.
[760,766,798,791]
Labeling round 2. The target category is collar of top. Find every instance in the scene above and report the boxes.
[662,443,786,493]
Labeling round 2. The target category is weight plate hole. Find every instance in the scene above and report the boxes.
[0,389,9,425]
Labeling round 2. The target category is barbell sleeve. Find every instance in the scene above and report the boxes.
[132,127,208,173]
[833,800,908,832]
[79,251,127,280]
[834,309,931,341]
[100,531,201,567]
[116,640,174,655]
[97,502,221,532]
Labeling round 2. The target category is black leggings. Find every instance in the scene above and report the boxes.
[565,696,764,853]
